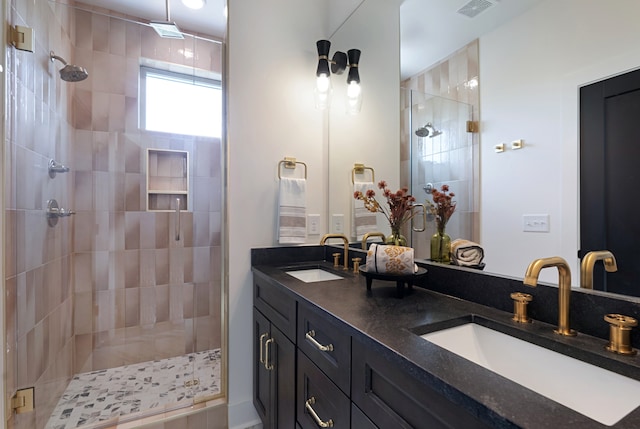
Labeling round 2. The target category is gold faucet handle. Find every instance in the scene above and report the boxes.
[332,252,341,268]
[352,257,362,273]
[604,314,638,356]
[510,292,533,323]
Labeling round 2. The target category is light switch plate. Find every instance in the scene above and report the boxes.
[308,214,320,235]
[523,214,549,232]
[332,214,344,233]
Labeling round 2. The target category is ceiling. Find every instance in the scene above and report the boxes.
[73,0,227,39]
[67,0,544,79]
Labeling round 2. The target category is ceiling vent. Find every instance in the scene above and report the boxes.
[457,0,498,18]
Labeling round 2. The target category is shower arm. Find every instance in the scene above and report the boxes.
[49,52,68,66]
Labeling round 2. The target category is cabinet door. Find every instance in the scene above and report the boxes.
[254,308,296,429]
[297,351,350,429]
[271,324,296,429]
[253,308,271,426]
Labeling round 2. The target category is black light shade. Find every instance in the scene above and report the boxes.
[316,40,331,77]
[347,49,361,84]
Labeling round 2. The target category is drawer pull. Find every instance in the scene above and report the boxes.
[259,333,268,364]
[305,396,334,428]
[306,330,334,352]
[264,338,274,370]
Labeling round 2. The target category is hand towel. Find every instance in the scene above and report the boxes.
[352,181,378,240]
[277,177,307,244]
[451,238,484,266]
[365,243,417,275]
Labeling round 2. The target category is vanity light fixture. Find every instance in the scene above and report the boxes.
[314,40,361,113]
[181,0,205,9]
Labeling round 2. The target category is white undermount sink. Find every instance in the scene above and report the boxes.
[421,323,640,426]
[285,268,344,283]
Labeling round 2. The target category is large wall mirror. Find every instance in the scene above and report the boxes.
[327,0,640,298]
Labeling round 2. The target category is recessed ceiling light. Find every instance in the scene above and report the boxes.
[182,0,205,10]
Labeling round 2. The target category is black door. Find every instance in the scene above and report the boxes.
[580,68,640,296]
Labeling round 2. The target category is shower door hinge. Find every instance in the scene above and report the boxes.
[10,25,35,52]
[466,120,479,133]
[11,387,34,414]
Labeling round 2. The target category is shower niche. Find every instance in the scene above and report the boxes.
[146,148,189,211]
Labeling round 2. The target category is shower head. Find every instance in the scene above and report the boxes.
[50,51,88,82]
[415,122,442,138]
[151,0,184,39]
[415,125,430,138]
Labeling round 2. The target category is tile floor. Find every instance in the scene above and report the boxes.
[45,349,221,429]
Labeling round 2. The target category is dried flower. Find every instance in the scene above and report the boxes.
[354,180,417,231]
[427,184,456,232]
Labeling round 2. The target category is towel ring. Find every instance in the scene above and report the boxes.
[352,163,375,184]
[278,157,307,179]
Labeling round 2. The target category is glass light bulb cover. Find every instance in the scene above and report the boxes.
[316,74,331,93]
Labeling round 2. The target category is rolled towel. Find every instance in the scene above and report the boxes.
[366,243,418,275]
[277,177,307,244]
[352,181,378,240]
[451,239,484,266]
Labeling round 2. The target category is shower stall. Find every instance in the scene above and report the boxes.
[4,1,226,428]
[401,88,478,259]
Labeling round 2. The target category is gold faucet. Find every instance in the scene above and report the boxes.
[361,231,386,250]
[580,250,617,290]
[320,233,349,270]
[523,256,576,336]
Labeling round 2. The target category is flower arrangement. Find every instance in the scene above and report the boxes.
[354,180,417,244]
[428,184,456,233]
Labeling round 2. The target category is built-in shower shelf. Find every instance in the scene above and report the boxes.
[146,149,189,211]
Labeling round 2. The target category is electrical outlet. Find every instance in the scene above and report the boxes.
[308,214,320,235]
[523,214,549,232]
[332,214,344,233]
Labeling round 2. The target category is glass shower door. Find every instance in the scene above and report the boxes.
[406,90,475,260]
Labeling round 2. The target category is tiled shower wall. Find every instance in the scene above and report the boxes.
[401,40,481,246]
[70,6,223,375]
[4,1,223,428]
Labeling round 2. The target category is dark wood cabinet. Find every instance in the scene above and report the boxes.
[253,270,490,429]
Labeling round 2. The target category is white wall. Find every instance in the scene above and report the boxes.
[480,0,640,284]
[226,0,400,426]
[328,0,401,239]
[227,1,327,425]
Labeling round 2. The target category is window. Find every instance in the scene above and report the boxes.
[140,66,222,138]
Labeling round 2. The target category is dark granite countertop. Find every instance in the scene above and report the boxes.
[252,256,640,429]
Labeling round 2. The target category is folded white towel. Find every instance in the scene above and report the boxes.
[451,239,484,266]
[366,243,417,275]
[277,177,307,244]
[352,181,378,240]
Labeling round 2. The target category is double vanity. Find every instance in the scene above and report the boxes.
[252,245,640,428]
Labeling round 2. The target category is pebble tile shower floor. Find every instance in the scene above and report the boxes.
[45,349,221,429]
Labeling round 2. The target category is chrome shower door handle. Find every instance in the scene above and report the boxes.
[175,198,181,241]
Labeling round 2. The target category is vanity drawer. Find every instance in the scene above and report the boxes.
[351,337,490,429]
[297,300,351,394]
[254,276,297,341]
[297,350,350,429]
